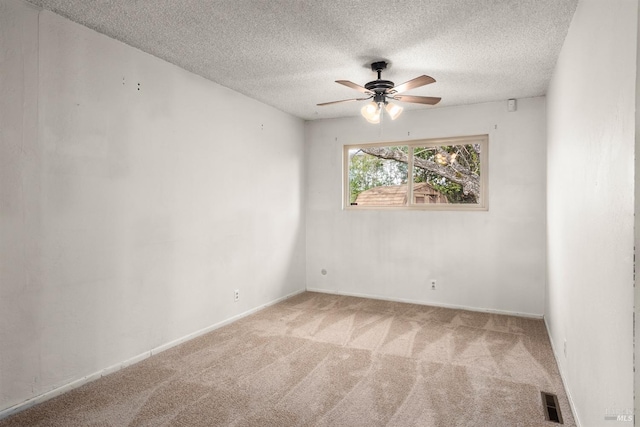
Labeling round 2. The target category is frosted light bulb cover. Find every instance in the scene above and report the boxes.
[385,102,403,120]
[361,102,381,124]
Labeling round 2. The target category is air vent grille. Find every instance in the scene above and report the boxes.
[541,391,563,424]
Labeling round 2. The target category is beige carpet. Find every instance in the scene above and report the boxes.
[0,292,574,426]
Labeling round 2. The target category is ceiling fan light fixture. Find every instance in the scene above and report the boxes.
[385,102,403,120]
[361,102,381,123]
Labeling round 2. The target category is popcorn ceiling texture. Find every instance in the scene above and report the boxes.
[0,292,574,426]
[26,0,577,120]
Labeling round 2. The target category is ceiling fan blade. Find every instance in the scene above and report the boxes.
[317,97,372,106]
[393,95,441,105]
[391,75,436,94]
[336,80,373,94]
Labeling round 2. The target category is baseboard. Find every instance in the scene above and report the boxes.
[0,288,306,421]
[305,288,543,319]
[543,317,581,427]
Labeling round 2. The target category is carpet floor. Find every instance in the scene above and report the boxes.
[0,292,574,426]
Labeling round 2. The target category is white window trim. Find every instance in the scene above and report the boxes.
[343,134,489,211]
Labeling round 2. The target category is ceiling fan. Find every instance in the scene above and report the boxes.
[317,61,441,123]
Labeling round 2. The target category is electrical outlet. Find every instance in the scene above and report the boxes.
[431,279,436,290]
[234,289,239,302]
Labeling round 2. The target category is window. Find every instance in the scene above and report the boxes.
[344,135,488,210]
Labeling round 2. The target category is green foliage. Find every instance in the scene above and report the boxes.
[413,144,480,203]
[348,144,481,204]
[348,147,407,203]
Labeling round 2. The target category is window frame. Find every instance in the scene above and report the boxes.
[343,134,489,211]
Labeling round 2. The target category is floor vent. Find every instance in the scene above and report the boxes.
[541,391,563,424]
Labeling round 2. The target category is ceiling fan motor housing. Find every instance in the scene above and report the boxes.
[365,61,394,96]
[365,80,394,92]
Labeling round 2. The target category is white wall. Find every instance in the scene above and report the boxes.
[0,0,305,413]
[305,98,547,317]
[636,1,640,420]
[546,0,636,425]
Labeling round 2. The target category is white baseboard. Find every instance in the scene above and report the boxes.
[543,317,581,427]
[0,288,305,421]
[305,288,543,319]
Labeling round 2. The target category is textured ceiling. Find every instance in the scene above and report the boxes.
[27,0,578,121]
